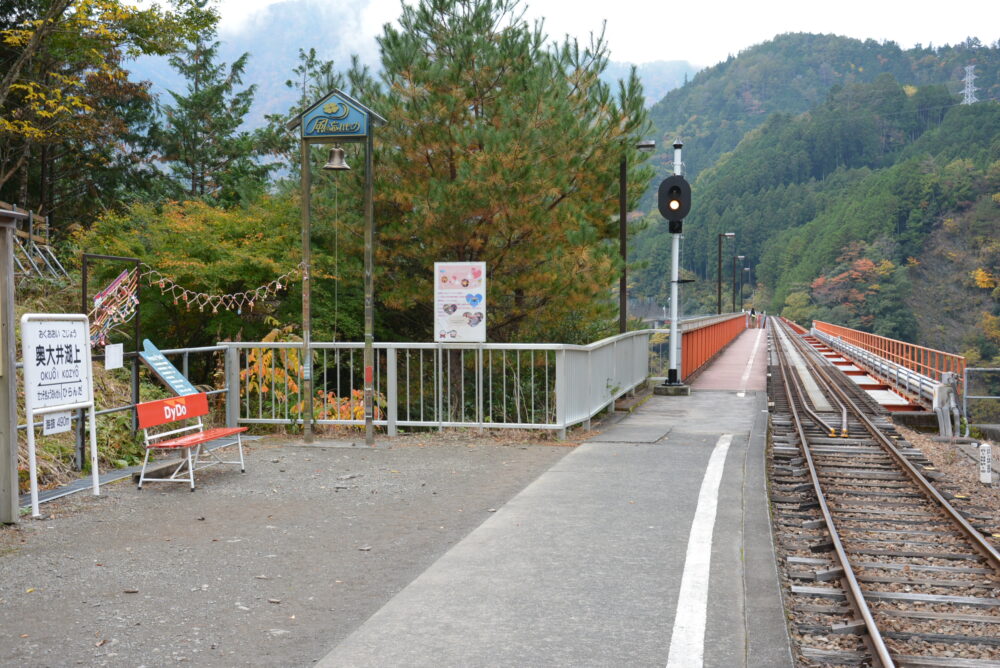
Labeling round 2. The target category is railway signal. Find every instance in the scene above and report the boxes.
[658,174,691,233]
[654,141,692,392]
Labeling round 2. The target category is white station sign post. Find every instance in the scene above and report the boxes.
[21,314,98,516]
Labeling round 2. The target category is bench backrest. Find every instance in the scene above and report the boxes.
[137,393,210,430]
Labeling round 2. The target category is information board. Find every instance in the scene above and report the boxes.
[434,262,486,343]
[22,317,93,409]
[138,339,198,396]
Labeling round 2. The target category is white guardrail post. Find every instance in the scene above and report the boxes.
[386,347,397,436]
[477,346,484,432]
[225,345,240,428]
[556,348,567,439]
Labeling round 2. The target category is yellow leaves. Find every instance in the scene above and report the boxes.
[972,268,998,289]
[980,313,1000,344]
[0,118,47,141]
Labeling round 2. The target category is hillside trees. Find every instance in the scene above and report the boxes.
[0,0,214,228]
[153,6,272,205]
[327,0,652,343]
[76,197,302,348]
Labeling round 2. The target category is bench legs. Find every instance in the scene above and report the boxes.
[138,437,245,492]
[193,435,245,473]
[137,446,197,491]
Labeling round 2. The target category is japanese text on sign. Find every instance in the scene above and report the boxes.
[21,317,94,410]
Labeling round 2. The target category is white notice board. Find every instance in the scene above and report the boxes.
[434,262,486,343]
[21,314,99,516]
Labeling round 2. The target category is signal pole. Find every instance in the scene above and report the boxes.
[654,141,692,396]
[667,141,683,384]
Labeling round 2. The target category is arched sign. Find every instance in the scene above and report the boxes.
[288,89,386,143]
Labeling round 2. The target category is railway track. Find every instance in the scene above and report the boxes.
[768,318,1000,668]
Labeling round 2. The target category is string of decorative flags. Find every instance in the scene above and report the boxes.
[88,262,304,347]
[139,262,304,315]
[89,268,140,347]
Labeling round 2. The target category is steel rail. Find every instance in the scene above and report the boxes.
[773,324,840,438]
[785,321,1000,573]
[772,321,894,667]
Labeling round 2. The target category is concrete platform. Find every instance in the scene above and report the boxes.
[317,340,790,667]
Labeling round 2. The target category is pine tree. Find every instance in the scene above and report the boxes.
[155,10,267,204]
[336,0,651,343]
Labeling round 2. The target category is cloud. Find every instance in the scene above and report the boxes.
[215,0,402,67]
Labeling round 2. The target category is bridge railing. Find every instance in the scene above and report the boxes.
[223,316,746,437]
[813,321,966,388]
[679,313,748,380]
[17,318,747,452]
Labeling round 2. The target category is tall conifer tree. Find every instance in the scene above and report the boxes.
[155,6,266,203]
[336,0,652,342]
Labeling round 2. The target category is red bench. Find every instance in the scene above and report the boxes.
[136,393,247,491]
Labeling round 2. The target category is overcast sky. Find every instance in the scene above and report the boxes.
[214,0,999,68]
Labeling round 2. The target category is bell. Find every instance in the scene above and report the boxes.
[323,145,350,171]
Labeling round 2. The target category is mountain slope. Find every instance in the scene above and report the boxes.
[630,34,999,355]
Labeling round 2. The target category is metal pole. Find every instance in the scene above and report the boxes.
[738,265,744,310]
[132,258,140,432]
[79,255,89,468]
[300,141,314,443]
[0,221,17,523]
[731,256,736,312]
[716,234,723,314]
[619,155,627,334]
[363,131,375,445]
[667,141,683,385]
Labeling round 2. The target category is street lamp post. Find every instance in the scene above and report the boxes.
[744,265,752,308]
[739,264,749,310]
[732,254,744,312]
[717,232,734,314]
[619,139,656,333]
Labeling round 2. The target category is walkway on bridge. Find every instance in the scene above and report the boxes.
[317,328,791,667]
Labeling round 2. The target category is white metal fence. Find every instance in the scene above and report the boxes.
[17,316,733,444]
[964,368,1000,438]
[222,330,652,438]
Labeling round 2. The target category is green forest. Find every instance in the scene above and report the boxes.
[1,0,653,352]
[2,1,998,364]
[632,34,1000,364]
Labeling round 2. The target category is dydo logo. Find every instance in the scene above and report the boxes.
[162,399,188,421]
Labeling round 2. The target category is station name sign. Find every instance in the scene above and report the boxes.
[22,316,93,410]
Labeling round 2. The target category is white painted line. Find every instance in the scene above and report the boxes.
[665,433,734,668]
[737,329,764,397]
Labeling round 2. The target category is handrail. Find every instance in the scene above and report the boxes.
[813,321,965,387]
